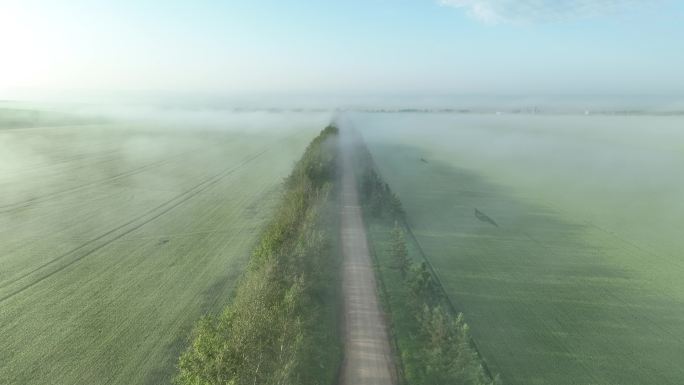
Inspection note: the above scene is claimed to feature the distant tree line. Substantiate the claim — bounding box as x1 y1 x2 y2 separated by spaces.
175 125 342 385
0 108 105 129
354 136 501 385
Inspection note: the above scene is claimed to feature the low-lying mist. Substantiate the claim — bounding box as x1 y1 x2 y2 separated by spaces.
347 112 684 261
0 105 331 225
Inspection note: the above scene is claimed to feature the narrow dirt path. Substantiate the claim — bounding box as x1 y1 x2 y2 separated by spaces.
339 131 397 385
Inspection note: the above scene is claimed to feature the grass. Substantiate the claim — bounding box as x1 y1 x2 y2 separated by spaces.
358 113 684 385
0 111 322 385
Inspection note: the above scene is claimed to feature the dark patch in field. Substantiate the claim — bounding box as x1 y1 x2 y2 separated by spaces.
142 274 239 385
142 334 187 385
198 274 238 314
474 208 499 227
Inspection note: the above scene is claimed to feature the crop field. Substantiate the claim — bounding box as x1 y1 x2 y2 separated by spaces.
0 110 324 385
355 113 684 385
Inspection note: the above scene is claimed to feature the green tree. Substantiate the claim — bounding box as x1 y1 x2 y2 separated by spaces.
408 262 440 307
414 306 496 385
390 221 410 278
389 191 404 219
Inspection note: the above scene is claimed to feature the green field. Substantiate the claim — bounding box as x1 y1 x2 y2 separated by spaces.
355 113 684 385
0 109 324 384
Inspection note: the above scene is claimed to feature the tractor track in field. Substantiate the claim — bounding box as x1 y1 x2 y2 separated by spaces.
0 134 297 304
1 149 120 176
0 141 231 213
0 158 176 213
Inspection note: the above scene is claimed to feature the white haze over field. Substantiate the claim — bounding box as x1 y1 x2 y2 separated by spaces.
0 108 331 197
351 112 684 261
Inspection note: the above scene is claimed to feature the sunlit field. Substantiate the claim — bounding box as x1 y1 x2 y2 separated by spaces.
355 113 684 385
0 108 324 385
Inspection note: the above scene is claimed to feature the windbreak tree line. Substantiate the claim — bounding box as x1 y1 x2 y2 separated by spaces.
176 125 342 385
354 136 501 385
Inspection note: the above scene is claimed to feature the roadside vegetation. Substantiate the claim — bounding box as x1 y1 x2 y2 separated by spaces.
176 125 342 385
353 134 500 385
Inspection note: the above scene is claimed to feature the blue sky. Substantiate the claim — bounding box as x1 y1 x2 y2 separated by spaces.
1 0 683 98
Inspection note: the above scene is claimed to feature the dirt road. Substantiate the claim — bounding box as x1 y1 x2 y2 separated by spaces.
339 132 397 385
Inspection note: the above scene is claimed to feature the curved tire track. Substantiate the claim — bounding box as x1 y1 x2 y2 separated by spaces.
0 145 217 213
